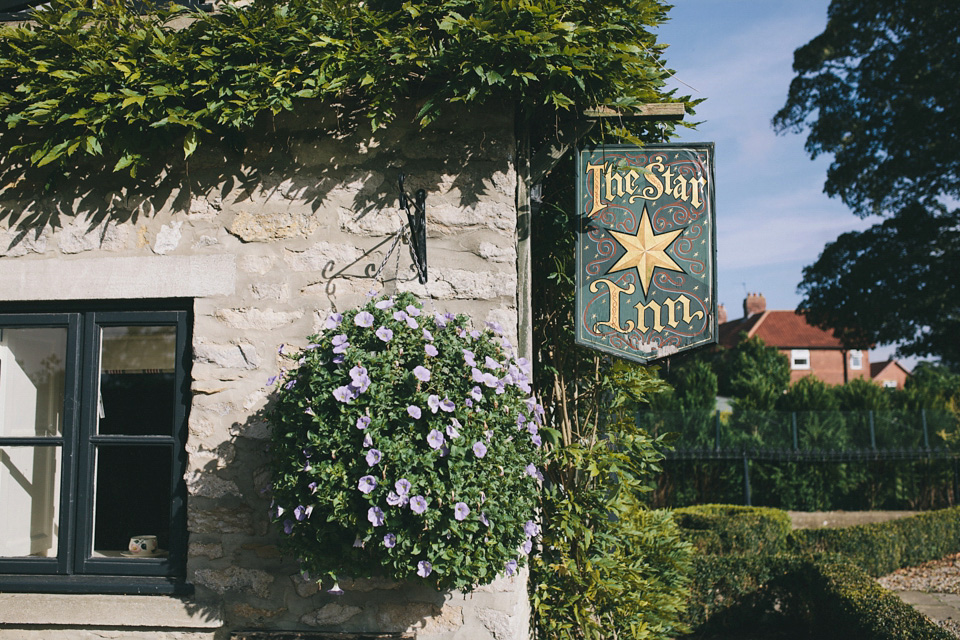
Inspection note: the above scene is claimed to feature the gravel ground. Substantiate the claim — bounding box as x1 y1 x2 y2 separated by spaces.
878 552 960 637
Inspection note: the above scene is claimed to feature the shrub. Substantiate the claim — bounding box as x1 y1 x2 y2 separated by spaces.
790 506 960 577
673 504 791 555
268 292 543 590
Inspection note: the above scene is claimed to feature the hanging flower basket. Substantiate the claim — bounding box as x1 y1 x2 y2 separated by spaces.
268 292 544 590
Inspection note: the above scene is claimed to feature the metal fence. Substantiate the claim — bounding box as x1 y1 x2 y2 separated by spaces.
638 410 960 508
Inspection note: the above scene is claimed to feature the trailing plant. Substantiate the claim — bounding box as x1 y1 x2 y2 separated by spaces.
529 131 692 639
268 292 543 590
0 0 690 179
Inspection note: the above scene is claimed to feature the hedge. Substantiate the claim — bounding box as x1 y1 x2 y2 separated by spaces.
789 506 960 577
677 505 960 638
673 504 791 555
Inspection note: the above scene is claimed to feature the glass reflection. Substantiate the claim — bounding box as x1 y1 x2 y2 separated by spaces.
0 328 67 437
0 446 61 557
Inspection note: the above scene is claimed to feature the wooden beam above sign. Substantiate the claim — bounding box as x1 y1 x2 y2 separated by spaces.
583 103 687 119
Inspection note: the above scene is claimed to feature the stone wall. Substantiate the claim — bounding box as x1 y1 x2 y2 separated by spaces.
0 103 528 639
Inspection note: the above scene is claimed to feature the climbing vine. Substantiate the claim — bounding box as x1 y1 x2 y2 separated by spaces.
0 0 689 177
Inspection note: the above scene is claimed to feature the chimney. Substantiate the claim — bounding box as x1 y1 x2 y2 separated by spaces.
743 293 766 318
717 304 728 325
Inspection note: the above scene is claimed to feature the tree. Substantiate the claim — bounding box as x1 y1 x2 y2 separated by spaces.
773 0 960 366
717 335 790 411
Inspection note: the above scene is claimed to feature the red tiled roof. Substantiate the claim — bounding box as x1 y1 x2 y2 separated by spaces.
719 310 844 349
870 360 910 378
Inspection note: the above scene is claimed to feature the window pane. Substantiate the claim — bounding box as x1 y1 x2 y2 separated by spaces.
0 327 67 437
97 326 177 436
0 446 62 557
92 445 171 557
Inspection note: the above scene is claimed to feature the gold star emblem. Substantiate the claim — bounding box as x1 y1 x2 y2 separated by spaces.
606 205 685 296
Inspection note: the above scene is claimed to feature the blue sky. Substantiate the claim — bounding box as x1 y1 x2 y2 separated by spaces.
655 2 908 365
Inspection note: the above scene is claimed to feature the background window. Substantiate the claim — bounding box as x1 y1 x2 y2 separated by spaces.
850 350 863 370
790 349 810 370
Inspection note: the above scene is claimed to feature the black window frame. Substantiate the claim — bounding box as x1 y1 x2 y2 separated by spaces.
0 299 192 594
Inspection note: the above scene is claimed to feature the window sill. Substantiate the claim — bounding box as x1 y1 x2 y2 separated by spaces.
0 591 222 629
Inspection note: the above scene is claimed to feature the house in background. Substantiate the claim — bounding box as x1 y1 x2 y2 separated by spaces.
718 293 876 386
871 359 911 390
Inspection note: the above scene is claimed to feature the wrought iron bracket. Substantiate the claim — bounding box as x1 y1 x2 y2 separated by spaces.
398 173 427 284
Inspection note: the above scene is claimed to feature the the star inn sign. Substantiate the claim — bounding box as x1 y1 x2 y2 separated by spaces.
575 144 717 363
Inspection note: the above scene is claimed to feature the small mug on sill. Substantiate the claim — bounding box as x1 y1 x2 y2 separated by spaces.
128 535 158 556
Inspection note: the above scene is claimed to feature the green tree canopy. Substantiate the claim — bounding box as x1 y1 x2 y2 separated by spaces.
717 335 790 411
773 0 960 366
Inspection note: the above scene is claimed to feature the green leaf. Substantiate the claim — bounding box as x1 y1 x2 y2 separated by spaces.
182 129 198 158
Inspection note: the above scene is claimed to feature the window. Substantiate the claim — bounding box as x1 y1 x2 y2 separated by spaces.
850 350 863 370
790 349 810 370
0 303 190 593
882 380 898 389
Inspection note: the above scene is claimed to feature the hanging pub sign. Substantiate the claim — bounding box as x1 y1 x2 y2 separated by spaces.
575 144 717 363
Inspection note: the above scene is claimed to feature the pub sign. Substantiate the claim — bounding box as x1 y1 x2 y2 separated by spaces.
575 144 717 363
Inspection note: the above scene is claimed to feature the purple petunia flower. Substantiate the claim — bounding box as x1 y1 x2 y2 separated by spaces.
413 366 431 382
427 395 441 413
357 415 371 430
368 506 385 527
366 449 382 466
465 398 473 408
355 311 374 327
333 385 355 403
446 420 461 439
524 520 539 538
384 533 396 548
332 334 349 354
267 375 279 386
527 422 539 435
406 304 421 317
470 386 483 401
305 406 316 417
505 559 518 576
425 344 438 357
309 482 319 494
363 433 373 447
463 349 477 367
294 505 307 521
473 442 488 458
439 397 455 413
454 502 470 521
525 463 539 478
423 328 434 342
327 582 345 595
531 434 542 447
471 368 484 384
353 537 364 548
376 326 393 342
386 491 408 507
427 429 445 450
517 413 526 425
486 320 504 335
395 479 411 495
405 315 419 329
479 512 490 526
407 405 422 419
470 330 481 339
434 312 448 328
484 355 501 370
283 519 294 534
417 560 432 577
410 495 428 514
376 298 395 309
521 539 533 555
358 475 377 494
482 372 499 388
324 313 343 329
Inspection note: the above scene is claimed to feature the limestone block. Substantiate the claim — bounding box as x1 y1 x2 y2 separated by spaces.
193 235 219 248
249 283 289 301
429 201 514 234
188 505 254 534
229 209 320 242
399 267 516 300
153 221 183 255
215 308 303 330
377 603 462 635
192 567 274 598
57 219 128 254
193 341 261 370
477 241 516 263
284 242 366 272
0 227 48 257
300 603 363 627
188 542 224 559
229 418 272 440
289 573 320 598
476 607 514 640
239 255 276 274
241 543 281 559
338 206 404 236
185 470 241 499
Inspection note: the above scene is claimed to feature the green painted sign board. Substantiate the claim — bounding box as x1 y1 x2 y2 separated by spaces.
575 144 717 363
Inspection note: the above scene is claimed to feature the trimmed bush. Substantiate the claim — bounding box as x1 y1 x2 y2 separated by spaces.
673 504 791 555
790 506 960 577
